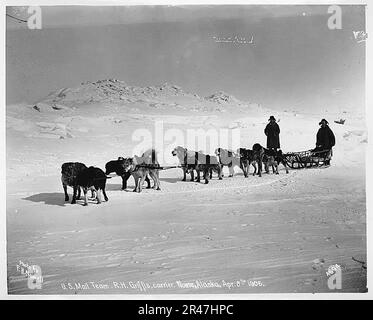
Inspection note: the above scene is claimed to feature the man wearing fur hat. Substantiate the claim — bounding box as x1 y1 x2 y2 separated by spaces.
315 119 335 165
316 119 335 150
264 115 281 151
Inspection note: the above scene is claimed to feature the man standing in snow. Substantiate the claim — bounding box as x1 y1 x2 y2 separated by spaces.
264 116 281 151
315 119 335 165
315 119 335 150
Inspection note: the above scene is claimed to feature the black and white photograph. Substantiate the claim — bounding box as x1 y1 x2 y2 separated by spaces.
3 1 370 297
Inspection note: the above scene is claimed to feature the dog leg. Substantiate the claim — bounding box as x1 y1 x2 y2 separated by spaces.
195 170 201 183
156 176 161 190
156 170 161 190
146 174 152 189
102 187 109 201
154 174 161 190
63 184 69 201
71 185 78 204
121 175 126 190
218 166 223 180
121 173 130 190
150 171 157 189
96 189 102 204
228 165 234 177
204 169 209 184
190 169 194 182
195 171 200 181
133 175 139 192
282 160 289 174
77 187 82 200
240 160 248 178
252 162 257 176
83 188 88 206
150 171 161 190
258 159 262 177
138 175 146 193
182 168 187 181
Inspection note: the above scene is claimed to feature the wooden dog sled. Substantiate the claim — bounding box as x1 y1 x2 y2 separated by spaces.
283 148 333 169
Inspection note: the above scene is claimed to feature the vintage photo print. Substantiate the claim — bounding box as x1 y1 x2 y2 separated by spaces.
2 1 370 297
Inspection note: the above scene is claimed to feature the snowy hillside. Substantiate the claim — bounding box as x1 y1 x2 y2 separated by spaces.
40 80 196 106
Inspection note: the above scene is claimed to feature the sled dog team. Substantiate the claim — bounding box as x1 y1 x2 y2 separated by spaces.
61 144 289 206
61 116 335 205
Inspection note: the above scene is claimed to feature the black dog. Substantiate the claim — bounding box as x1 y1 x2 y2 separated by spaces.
252 144 289 177
237 148 257 177
72 166 110 206
197 154 223 184
61 162 87 203
105 157 151 190
263 149 289 174
252 144 266 177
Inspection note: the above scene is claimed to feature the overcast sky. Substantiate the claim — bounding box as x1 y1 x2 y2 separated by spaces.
6 5 332 29
6 5 366 113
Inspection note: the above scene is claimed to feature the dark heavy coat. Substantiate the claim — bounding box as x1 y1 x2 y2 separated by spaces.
316 126 336 149
264 122 280 149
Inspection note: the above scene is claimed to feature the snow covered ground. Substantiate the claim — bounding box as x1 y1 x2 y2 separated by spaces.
6 80 367 294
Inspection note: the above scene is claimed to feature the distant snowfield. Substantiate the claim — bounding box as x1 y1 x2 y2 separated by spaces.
6 81 367 294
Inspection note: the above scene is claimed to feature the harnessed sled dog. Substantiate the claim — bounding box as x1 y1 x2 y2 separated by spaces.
61 162 97 204
172 146 199 182
214 148 242 177
236 148 258 177
172 146 222 184
71 167 109 206
252 143 289 177
105 157 152 190
198 153 223 184
122 149 161 193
